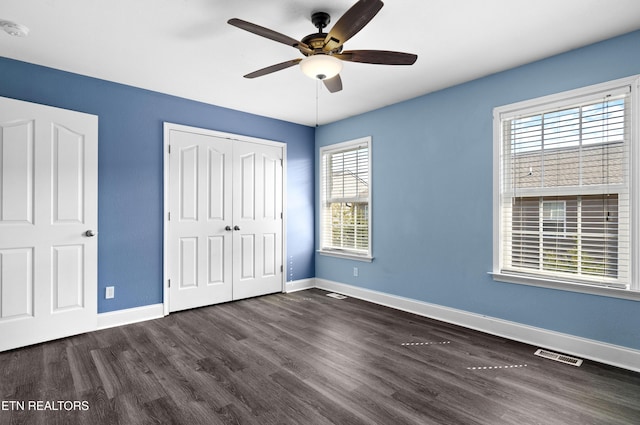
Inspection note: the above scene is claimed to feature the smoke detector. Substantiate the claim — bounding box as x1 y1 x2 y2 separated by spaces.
0 20 29 37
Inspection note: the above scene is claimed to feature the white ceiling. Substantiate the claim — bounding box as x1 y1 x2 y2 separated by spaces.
2 0 640 126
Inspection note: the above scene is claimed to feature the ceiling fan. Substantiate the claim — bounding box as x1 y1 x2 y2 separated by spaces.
228 0 418 93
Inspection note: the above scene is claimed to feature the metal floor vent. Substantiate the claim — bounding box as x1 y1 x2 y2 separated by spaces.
326 293 348 300
534 349 583 367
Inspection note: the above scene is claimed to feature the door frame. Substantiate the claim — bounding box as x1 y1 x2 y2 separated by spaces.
162 122 287 316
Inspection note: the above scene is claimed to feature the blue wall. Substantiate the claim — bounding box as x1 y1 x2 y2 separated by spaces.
0 57 315 313
315 30 640 350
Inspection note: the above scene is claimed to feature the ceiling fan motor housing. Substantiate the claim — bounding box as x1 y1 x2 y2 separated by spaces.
302 12 342 54
301 33 333 52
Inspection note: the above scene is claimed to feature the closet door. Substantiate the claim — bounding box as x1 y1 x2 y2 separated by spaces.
167 130 233 312
232 141 283 300
166 125 284 312
0 96 98 351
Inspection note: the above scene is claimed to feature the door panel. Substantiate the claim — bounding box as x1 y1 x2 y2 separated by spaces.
180 145 199 221
208 236 225 283
0 248 33 319
208 149 225 220
0 96 98 352
0 120 34 223
179 237 198 288
52 245 84 310
263 233 277 276
52 125 85 223
239 234 255 280
263 156 278 220
240 153 255 220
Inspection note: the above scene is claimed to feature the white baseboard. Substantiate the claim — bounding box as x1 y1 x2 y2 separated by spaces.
285 278 316 293
97 303 165 330
315 278 640 373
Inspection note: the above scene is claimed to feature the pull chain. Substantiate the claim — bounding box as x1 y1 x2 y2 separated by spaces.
315 79 320 127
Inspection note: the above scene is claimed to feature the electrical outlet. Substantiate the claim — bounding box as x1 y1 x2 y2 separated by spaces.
353 267 359 277
105 286 115 299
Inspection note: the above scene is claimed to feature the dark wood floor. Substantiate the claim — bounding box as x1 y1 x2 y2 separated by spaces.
1 289 639 425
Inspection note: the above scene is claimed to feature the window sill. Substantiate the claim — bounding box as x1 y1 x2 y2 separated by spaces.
489 272 640 302
318 250 373 262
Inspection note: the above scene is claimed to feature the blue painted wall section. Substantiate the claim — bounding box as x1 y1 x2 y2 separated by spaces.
0 57 316 313
315 30 640 350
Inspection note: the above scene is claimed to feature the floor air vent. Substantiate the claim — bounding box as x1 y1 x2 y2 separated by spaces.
534 349 583 367
326 293 348 300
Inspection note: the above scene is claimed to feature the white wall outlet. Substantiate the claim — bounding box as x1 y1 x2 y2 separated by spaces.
353 267 359 277
105 286 115 299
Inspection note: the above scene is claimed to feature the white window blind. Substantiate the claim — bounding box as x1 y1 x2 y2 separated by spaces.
499 86 631 289
320 138 371 258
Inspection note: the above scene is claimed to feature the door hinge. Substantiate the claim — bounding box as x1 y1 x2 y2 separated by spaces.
280 212 283 219
168 145 171 154
281 265 283 273
168 279 171 288
280 159 283 167
168 212 171 221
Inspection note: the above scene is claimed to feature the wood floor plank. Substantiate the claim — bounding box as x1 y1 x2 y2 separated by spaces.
269 369 365 425
81 386 119 425
1 288 639 425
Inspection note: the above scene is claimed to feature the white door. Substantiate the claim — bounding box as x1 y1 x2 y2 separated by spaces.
0 96 98 351
167 129 234 311
166 125 284 312
232 141 283 300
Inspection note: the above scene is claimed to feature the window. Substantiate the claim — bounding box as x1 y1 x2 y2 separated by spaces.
319 137 372 261
493 76 640 297
542 200 566 234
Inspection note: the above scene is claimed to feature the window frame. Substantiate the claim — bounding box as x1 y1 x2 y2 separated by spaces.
319 137 373 262
542 200 567 236
492 76 640 301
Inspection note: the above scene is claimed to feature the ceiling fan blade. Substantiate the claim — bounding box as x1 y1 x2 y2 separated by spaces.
243 59 302 79
323 0 384 52
323 74 343 93
228 18 312 54
336 50 417 65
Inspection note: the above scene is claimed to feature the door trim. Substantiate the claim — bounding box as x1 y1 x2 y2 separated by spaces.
162 122 287 316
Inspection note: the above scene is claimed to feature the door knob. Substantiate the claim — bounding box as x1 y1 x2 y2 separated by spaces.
233 225 241 231
225 225 232 231
85 230 96 237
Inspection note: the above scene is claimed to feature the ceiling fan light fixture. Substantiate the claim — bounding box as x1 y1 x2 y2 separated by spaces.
300 54 342 80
